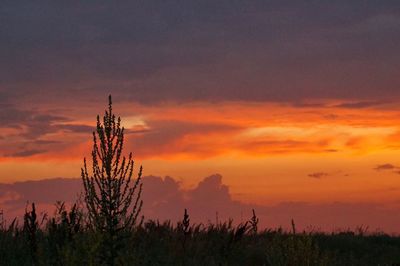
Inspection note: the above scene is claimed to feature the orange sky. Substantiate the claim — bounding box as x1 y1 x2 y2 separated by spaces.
1 100 400 208
2 1 400 232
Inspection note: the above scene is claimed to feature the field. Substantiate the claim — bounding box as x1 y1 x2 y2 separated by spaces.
1 205 400 266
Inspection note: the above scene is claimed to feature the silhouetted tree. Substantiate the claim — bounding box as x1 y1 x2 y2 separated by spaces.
81 95 143 264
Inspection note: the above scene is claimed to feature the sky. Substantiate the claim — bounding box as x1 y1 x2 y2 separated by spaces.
1 1 400 232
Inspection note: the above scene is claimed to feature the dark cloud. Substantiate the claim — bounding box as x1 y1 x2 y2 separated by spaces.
1 1 400 105
2 174 400 233
0 105 68 137
308 172 329 179
0 105 243 158
0 105 97 157
140 175 185 220
324 149 339 153
187 174 242 221
332 101 387 109
0 178 82 207
373 164 400 176
1 139 62 158
374 164 399 171
6 149 45 157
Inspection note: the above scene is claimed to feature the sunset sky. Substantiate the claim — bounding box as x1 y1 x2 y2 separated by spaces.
1 1 400 232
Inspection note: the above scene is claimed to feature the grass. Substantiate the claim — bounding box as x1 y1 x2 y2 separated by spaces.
0 205 399 266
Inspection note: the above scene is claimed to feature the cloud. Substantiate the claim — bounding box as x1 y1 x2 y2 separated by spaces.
6 149 45 158
374 164 399 171
1 100 399 161
332 101 386 109
141 175 185 220
324 149 338 153
0 105 67 138
1 1 400 105
0 105 95 158
1 2 400 162
308 172 329 179
373 164 400 176
1 139 63 159
0 178 82 207
1 174 400 233
57 124 94 134
125 120 242 158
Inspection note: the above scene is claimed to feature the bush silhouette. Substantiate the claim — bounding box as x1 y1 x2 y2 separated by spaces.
81 95 143 265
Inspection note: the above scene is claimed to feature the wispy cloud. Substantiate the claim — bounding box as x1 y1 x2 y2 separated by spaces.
2 102 400 160
332 101 387 109
6 149 45 158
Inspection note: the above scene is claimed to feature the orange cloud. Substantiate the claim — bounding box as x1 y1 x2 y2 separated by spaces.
1 100 400 210
1 101 400 161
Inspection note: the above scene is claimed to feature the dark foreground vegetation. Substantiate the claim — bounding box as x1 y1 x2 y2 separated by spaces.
1 205 400 266
2 96 399 265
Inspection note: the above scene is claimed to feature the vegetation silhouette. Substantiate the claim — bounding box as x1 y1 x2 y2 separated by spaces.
81 95 143 265
1 96 400 265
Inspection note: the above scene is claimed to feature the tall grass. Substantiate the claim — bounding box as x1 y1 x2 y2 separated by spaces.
1 206 399 265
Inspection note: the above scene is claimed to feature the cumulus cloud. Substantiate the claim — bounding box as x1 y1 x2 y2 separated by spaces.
1 174 400 233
